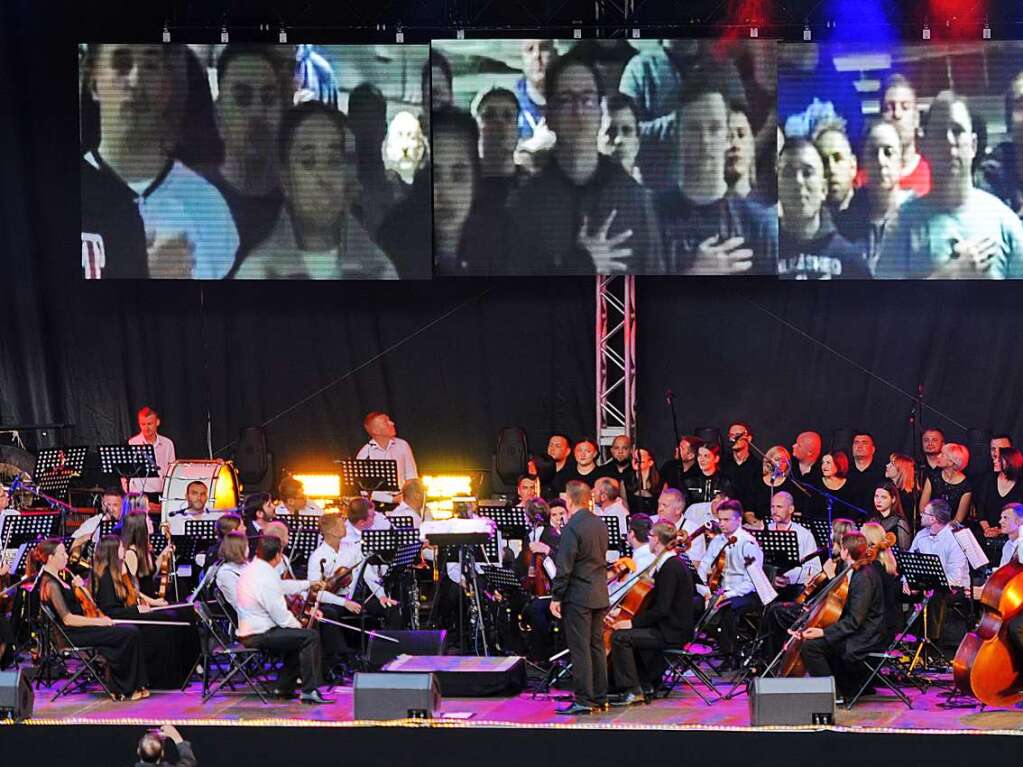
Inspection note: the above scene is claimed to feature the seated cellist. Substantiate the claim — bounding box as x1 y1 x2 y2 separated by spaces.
1003 503 1023 662
789 531 886 702
607 522 695 707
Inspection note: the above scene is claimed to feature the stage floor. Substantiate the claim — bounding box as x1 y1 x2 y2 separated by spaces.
20 673 1023 734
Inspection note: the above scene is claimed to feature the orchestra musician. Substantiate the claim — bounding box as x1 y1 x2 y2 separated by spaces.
336 499 400 626
71 486 125 555
550 480 610 715
34 537 149 700
242 492 275 539
909 499 970 647
166 480 223 536
355 411 419 505
996 502 1023 566
121 511 174 597
275 477 324 518
767 491 822 601
608 521 696 706
697 499 765 670
790 531 886 701
214 530 249 615
594 477 629 561
388 478 426 528
235 534 333 704
127 406 176 498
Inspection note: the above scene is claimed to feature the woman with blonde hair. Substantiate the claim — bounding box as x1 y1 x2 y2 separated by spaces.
860 521 902 644
919 443 973 524
884 453 918 527
747 445 801 524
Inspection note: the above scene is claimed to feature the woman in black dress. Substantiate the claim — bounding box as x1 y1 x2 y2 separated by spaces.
626 447 664 516
884 453 918 530
973 448 1023 562
867 480 913 551
919 443 973 525
121 511 172 597
35 537 147 700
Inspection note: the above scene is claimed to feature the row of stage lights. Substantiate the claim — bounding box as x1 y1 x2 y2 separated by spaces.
158 22 996 44
289 472 474 519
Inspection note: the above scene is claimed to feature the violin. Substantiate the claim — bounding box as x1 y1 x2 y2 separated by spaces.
953 560 1023 707
60 568 104 619
706 535 739 594
122 571 139 607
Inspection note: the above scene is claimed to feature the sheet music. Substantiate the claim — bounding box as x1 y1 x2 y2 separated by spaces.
747 559 779 606
953 526 990 570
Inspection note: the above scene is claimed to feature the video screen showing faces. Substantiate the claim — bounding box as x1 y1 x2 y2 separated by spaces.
778 42 1023 280
429 39 778 276
79 43 431 280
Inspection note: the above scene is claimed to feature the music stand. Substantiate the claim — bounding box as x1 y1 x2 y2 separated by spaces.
99 519 121 539
387 515 415 530
184 520 219 541
894 549 951 672
362 530 397 559
1 512 60 546
479 564 525 600
600 516 622 552
338 459 399 496
477 504 527 540
751 530 801 571
98 445 159 489
289 529 322 575
33 447 89 498
806 519 833 554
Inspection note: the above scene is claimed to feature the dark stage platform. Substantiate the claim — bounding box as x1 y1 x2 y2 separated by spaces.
2 675 1022 767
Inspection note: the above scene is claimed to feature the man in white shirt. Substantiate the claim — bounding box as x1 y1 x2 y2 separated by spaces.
910 499 971 647
998 503 1023 567
388 478 426 529
70 487 125 556
652 487 685 531
274 477 324 518
609 515 655 603
340 499 400 628
307 514 368 665
594 476 629 562
355 411 418 505
767 491 822 601
127 406 176 496
235 534 331 703
698 499 765 668
166 480 223 536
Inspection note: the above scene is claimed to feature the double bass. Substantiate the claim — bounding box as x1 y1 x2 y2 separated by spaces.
953 560 1023 707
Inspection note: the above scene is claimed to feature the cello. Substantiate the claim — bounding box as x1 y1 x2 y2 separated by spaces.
952 560 1023 707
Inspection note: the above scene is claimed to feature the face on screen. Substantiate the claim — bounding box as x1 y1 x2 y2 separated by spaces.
815 129 857 206
778 144 826 223
91 44 172 141
921 97 976 190
282 113 347 229
599 104 640 174
521 39 557 90
725 109 755 182
881 84 919 151
547 63 602 157
862 122 902 191
432 131 475 239
476 94 519 162
216 53 282 162
679 92 728 183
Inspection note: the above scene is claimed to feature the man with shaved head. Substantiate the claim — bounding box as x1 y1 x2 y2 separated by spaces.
768 491 822 601
791 430 822 519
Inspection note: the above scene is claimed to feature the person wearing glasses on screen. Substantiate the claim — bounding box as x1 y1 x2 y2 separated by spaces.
234 101 398 280
876 91 1023 280
81 44 239 280
656 76 777 276
205 44 290 256
507 55 663 275
776 138 869 280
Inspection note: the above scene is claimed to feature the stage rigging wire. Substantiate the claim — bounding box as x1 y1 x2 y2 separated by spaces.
212 287 493 455
742 296 968 431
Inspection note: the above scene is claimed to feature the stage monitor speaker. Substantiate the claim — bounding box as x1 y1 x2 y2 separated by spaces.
495 426 528 487
368 629 448 669
235 427 269 485
750 676 835 726
694 427 721 447
354 672 440 720
0 669 34 721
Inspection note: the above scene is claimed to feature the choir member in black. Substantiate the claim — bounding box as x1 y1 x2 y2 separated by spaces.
722 423 761 513
92 536 198 689
920 428 945 489
567 439 602 487
122 511 174 597
597 434 636 487
542 434 576 498
806 451 859 521
684 443 726 505
885 453 919 529
550 481 610 715
793 531 886 700
659 436 702 492
867 481 913 551
242 492 275 539
790 431 823 520
608 522 695 706
35 538 148 700
919 443 973 524
975 447 1023 561
846 433 886 514
625 447 664 516
746 446 800 525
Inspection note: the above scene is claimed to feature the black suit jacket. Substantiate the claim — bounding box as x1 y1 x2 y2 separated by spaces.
823 562 886 661
632 555 695 646
552 510 610 609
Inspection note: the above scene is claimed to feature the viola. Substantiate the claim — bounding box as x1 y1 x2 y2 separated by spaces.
121 571 139 607
953 560 1023 707
61 569 104 619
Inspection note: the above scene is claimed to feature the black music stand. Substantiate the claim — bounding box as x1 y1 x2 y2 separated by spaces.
806 519 833 554
894 550 951 673
338 459 399 497
288 529 322 576
1 512 60 547
600 516 622 553
98 444 159 491
386 515 415 530
477 504 527 540
361 530 398 559
184 519 219 541
99 519 121 539
751 529 801 577
33 447 89 499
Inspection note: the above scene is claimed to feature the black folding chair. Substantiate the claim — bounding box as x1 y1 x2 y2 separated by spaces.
38 605 115 701
191 598 270 703
660 642 721 704
844 606 924 710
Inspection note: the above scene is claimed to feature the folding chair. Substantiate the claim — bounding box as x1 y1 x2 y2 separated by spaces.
660 642 721 704
39 605 115 701
191 598 270 703
844 606 925 710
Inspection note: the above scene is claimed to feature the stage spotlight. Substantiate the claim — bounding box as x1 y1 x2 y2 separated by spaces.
279 26 288 44
922 23 931 40
631 28 640 39
982 23 991 39
573 28 582 39
396 29 404 43
422 474 474 499
162 23 171 43
456 29 465 40
803 25 812 41
749 26 759 38
221 25 229 44
292 473 341 501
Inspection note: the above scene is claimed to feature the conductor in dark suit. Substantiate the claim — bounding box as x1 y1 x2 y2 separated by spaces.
793 531 885 700
608 522 695 706
550 480 610 714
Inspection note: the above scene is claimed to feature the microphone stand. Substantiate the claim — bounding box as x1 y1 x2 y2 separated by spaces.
14 481 75 538
665 390 681 460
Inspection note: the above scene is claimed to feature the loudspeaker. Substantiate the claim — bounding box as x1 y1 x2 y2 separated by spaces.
830 428 855 455
354 672 440 720
0 669 34 721
750 677 835 726
235 427 269 485
367 629 448 669
494 427 528 487
694 426 721 447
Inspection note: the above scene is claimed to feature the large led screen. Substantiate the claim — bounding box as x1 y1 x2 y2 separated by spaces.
778 42 1023 280
79 43 432 280
429 39 779 276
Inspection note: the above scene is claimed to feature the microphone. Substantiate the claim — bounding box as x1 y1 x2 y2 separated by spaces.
8 477 22 494
167 507 191 517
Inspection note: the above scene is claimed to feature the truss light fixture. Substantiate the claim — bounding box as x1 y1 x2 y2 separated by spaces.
803 25 811 41
922 23 930 40
749 26 759 39
221 25 229 44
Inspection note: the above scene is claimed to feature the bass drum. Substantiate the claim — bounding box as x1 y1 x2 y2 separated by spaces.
160 460 239 522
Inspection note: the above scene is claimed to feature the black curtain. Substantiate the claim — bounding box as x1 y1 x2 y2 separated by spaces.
2 3 1022 480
